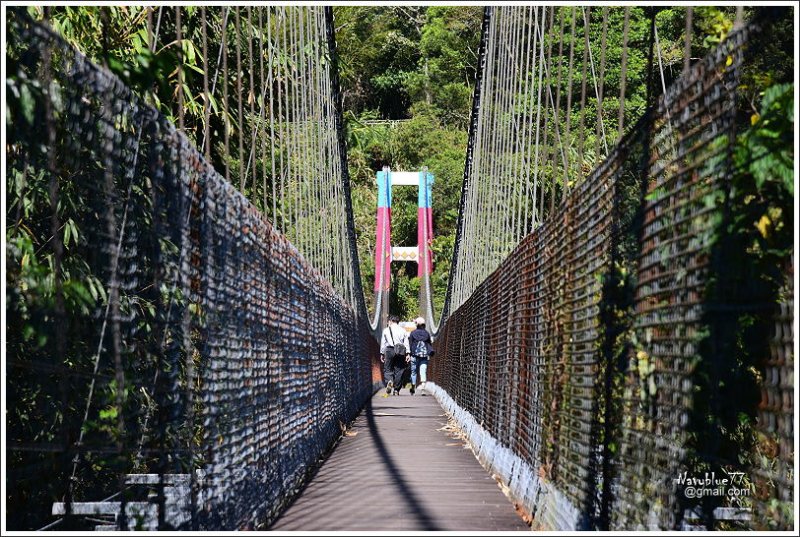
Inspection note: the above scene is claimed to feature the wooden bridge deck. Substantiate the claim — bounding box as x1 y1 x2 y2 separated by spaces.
271 390 529 531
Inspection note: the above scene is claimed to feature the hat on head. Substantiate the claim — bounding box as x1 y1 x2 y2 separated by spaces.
414 317 425 326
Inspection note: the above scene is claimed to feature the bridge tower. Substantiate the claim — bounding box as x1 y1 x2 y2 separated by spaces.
374 166 434 328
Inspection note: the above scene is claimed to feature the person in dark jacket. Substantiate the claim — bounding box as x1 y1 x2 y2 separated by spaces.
407 317 434 395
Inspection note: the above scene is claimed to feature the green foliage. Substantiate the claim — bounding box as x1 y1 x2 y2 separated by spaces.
334 6 480 123
727 81 794 279
738 84 794 197
336 6 695 320
693 6 735 48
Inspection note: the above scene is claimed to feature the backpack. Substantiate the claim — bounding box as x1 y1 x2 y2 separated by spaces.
386 327 406 360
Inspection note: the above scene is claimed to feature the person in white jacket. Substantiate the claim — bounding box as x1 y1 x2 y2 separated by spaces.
380 315 410 396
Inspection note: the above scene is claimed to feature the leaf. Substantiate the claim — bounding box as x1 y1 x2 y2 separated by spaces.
755 214 771 239
63 218 79 248
64 280 94 310
207 92 220 115
23 324 35 341
19 83 36 125
182 38 197 65
86 275 107 303
185 63 205 75
648 377 657 397
99 406 118 421
645 186 667 202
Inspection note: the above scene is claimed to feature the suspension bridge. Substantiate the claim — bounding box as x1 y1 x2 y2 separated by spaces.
4 5 795 532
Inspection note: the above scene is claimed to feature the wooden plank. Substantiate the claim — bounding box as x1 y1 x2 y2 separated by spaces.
124 473 192 485
53 498 190 529
52 502 152 517
270 392 529 531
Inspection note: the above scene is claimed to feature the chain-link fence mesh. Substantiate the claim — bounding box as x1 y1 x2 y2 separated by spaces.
6 10 379 530
612 24 747 531
751 273 794 529
431 19 794 531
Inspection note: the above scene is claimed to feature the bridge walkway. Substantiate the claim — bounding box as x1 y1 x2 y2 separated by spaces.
271 390 529 531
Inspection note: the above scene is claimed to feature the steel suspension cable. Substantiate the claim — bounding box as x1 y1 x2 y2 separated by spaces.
502 9 523 249
618 7 631 140
198 8 229 156
484 7 508 281
268 9 278 225
562 8 577 201
492 10 520 259
654 24 668 99
537 11 577 213
234 8 244 188
479 8 504 272
222 13 230 182
518 8 538 240
246 8 256 195
176 7 184 132
290 8 301 242
577 7 590 178
291 8 305 252
239 11 272 211
151 6 163 52
305 8 320 278
306 8 322 276
538 7 554 226
595 7 609 163
473 7 500 288
550 8 566 214
457 8 496 306
530 7 546 231
684 7 693 74
278 8 289 233
289 9 301 249
527 9 573 219
201 8 211 160
258 9 267 213
511 9 532 246
442 6 490 319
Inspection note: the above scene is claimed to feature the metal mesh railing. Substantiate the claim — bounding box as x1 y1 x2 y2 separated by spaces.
430 116 632 531
751 270 794 529
431 20 794 531
612 24 747 530
6 10 379 530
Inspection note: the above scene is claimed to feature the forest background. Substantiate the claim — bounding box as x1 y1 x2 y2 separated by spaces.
8 4 789 326
333 5 754 319
5 4 795 530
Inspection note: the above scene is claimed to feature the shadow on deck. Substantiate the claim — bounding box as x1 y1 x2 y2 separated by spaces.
270 390 530 531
